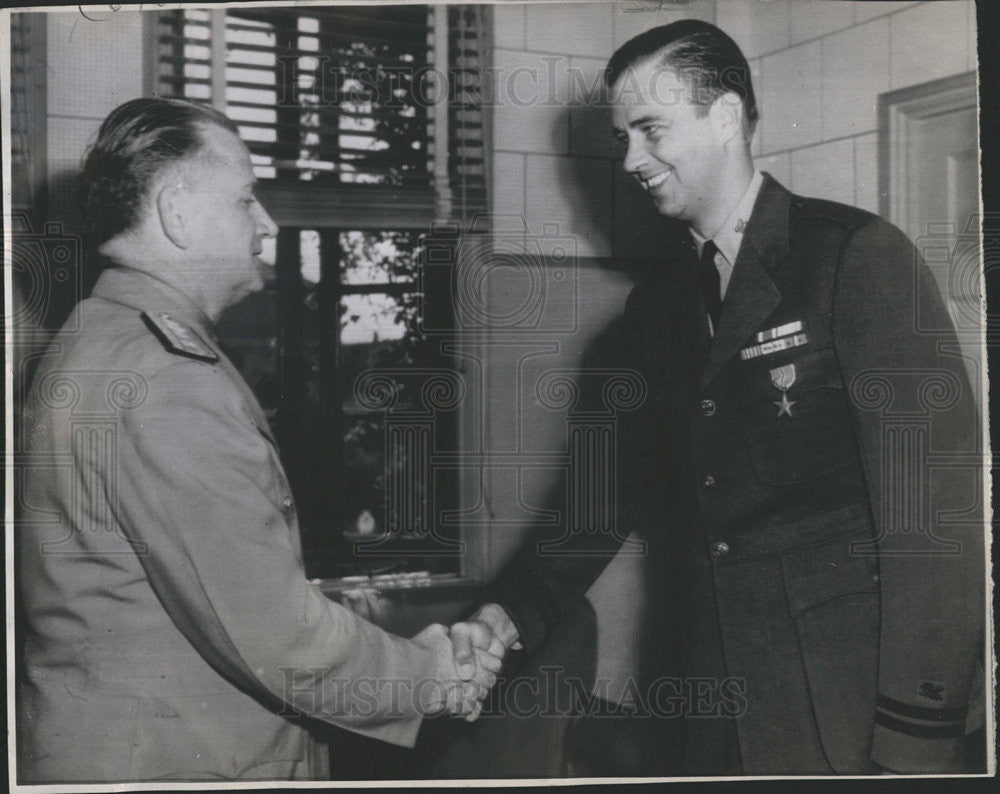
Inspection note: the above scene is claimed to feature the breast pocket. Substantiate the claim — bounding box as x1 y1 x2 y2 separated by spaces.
739 347 861 486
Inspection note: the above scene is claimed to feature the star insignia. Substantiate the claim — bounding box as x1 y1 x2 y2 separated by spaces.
774 393 796 418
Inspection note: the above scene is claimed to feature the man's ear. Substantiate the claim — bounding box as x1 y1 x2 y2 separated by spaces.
156 184 192 249
710 90 744 145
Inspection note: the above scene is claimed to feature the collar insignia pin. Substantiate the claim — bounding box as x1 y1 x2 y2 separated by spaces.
734 218 747 233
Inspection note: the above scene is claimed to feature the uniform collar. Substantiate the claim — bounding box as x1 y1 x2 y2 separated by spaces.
90 266 216 338
689 170 765 267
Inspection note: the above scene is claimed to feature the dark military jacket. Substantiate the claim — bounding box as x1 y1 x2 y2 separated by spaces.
493 175 984 775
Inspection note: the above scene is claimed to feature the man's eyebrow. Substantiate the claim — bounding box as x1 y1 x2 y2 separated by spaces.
628 115 664 129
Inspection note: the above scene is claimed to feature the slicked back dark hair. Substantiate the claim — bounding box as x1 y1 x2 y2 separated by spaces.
79 97 239 245
605 20 758 141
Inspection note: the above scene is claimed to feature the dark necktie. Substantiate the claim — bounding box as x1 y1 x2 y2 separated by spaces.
699 240 722 331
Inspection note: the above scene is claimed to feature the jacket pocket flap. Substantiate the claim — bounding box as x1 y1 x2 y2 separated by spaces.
780 528 879 616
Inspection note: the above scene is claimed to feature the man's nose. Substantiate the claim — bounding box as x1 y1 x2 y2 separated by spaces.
254 203 278 238
622 139 645 175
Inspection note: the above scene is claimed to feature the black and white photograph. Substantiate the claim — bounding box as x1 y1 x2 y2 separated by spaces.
3 0 994 786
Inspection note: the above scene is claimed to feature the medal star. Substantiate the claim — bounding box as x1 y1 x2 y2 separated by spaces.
774 393 796 418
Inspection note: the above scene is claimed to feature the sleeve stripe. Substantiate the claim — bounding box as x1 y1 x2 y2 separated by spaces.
875 711 966 739
876 694 966 723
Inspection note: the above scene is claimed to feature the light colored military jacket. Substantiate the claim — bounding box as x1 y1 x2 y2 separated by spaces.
18 266 437 782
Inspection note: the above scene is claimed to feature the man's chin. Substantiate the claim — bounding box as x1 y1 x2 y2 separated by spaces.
224 272 268 310
652 197 682 218
254 256 276 286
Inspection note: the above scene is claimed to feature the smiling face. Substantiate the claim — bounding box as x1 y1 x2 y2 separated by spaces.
180 123 278 311
611 60 731 233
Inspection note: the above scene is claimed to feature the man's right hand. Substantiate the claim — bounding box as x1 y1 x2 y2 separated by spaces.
449 603 523 685
411 623 501 721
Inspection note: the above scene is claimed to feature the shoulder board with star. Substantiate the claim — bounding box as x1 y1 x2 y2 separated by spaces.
141 311 219 363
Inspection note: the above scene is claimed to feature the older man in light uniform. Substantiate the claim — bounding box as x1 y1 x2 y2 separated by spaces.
17 98 501 782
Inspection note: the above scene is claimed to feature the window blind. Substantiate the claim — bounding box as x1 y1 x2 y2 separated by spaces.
150 5 488 229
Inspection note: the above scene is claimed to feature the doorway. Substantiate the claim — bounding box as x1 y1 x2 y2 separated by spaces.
879 71 981 392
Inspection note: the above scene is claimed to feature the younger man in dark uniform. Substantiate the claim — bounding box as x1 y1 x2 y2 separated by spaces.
462 20 985 775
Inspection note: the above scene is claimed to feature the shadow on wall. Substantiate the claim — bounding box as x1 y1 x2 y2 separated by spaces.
11 167 104 410
459 95 692 776
557 82 688 268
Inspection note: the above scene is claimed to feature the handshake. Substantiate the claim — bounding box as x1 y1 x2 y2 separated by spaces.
343 592 522 722
413 603 524 721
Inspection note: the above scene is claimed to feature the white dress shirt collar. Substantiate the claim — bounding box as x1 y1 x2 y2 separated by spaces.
690 170 765 299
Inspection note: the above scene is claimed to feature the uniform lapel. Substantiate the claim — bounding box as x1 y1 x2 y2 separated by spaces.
699 175 790 390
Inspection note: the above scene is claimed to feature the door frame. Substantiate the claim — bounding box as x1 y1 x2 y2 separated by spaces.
878 70 978 230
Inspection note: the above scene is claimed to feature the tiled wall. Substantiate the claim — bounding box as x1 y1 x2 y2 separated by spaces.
741 0 976 213
491 0 978 258
44 10 145 233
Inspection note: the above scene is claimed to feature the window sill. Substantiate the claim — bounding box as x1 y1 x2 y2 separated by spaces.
315 573 485 600
314 575 488 636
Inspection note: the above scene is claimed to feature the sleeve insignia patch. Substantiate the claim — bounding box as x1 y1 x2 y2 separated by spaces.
918 682 945 701
142 312 219 363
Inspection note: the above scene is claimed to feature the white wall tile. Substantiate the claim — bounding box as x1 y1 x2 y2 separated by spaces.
587 538 648 701
526 1 614 58
890 1 969 89
613 0 716 49
716 0 791 59
492 2 526 50
967 0 978 72
492 152 526 221
755 151 792 187
791 0 854 44
821 18 889 139
492 49 571 155
46 114 101 175
854 132 880 214
790 138 855 204
526 154 613 258
760 41 823 153
853 1 916 24
47 10 144 120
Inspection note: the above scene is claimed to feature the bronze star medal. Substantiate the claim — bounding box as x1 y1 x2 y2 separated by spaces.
770 364 797 418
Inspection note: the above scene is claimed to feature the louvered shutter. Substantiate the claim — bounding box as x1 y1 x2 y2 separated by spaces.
148 5 488 229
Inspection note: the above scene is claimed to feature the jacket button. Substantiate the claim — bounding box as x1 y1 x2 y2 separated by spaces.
700 399 716 416
281 496 294 511
710 541 730 559
702 474 717 488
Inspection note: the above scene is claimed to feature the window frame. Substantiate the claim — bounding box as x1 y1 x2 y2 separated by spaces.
140 5 492 584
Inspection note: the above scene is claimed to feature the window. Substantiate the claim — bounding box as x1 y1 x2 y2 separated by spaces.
149 5 488 578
